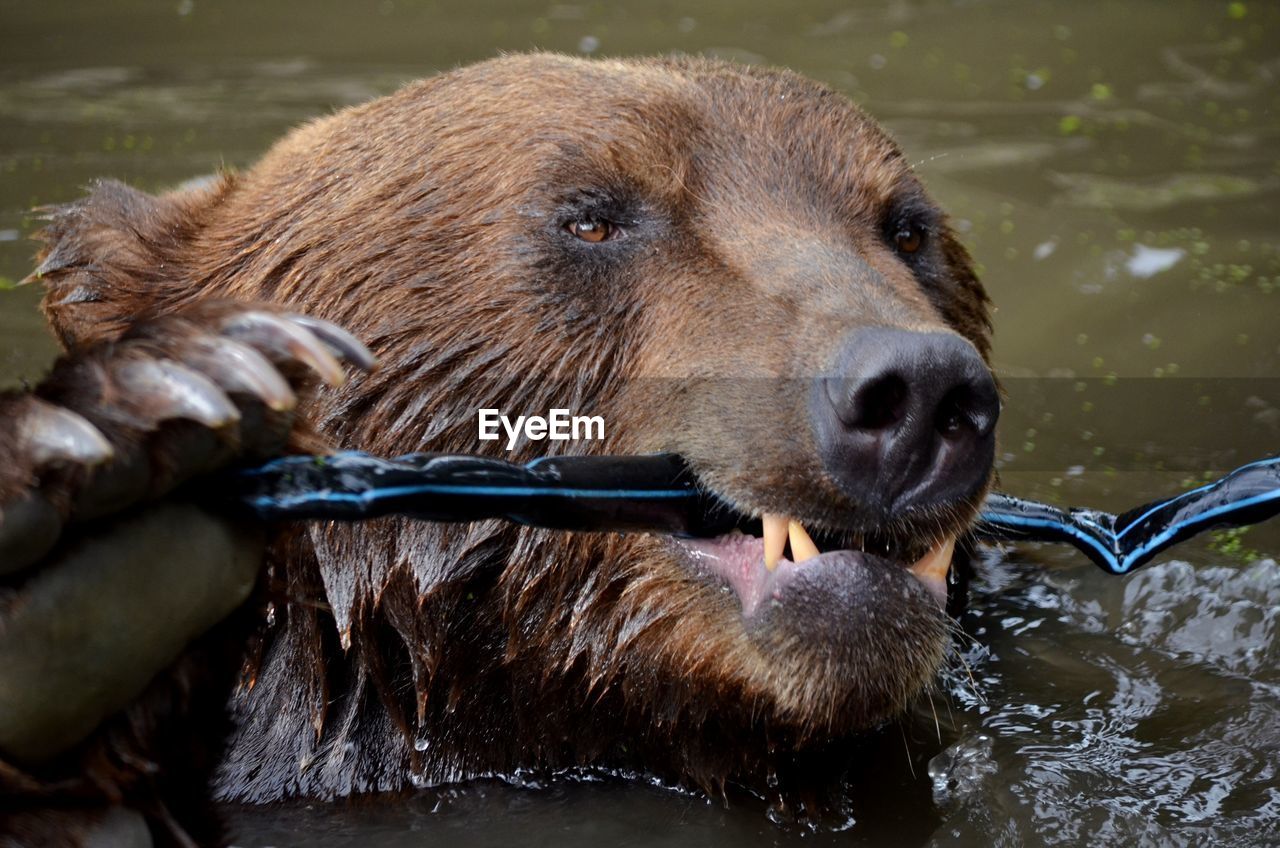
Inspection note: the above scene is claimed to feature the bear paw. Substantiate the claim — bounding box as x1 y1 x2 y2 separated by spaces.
0 301 375 574
0 302 373 767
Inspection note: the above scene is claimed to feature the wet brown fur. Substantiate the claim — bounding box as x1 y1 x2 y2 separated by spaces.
29 55 993 803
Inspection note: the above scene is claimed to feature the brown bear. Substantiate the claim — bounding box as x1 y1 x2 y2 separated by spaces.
9 52 997 822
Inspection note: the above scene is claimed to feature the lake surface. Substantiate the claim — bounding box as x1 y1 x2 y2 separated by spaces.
2 1 1277 845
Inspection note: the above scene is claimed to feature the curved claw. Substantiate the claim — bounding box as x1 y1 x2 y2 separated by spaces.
0 303 374 575
285 314 378 373
219 311 348 388
0 301 379 784
180 336 298 414
16 398 114 470
109 358 241 430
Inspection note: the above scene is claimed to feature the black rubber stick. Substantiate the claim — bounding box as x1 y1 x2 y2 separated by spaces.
224 451 1280 576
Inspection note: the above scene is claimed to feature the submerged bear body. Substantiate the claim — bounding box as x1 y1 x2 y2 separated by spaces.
23 54 995 807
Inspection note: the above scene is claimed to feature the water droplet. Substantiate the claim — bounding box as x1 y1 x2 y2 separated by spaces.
929 734 996 807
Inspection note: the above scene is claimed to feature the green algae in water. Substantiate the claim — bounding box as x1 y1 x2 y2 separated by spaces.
1208 526 1260 564
1049 172 1261 211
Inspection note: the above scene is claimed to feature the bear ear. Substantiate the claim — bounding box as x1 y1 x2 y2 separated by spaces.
26 176 229 350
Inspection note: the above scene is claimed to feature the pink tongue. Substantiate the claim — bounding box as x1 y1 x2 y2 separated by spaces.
677 535 796 617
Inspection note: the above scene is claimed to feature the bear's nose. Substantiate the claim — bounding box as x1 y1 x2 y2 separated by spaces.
809 327 999 515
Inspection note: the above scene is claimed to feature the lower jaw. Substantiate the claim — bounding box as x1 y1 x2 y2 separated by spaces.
676 543 955 738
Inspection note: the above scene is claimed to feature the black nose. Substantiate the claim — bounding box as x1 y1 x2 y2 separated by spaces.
810 327 999 514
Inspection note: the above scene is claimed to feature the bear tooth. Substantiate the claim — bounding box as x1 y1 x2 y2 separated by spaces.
788 520 820 563
762 514 788 570
908 536 955 605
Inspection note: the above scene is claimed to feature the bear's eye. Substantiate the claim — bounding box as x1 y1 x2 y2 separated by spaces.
894 226 925 255
565 218 622 243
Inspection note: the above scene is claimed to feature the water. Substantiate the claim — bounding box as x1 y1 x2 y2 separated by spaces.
1 1 1277 844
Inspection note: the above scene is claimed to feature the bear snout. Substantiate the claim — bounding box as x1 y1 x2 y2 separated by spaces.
809 327 999 518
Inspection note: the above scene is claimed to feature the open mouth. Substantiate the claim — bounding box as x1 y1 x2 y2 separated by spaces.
672 514 956 617
231 448 966 618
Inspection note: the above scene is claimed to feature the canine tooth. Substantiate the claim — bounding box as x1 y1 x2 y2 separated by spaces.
910 537 955 581
762 513 788 571
788 520 820 563
909 536 956 606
